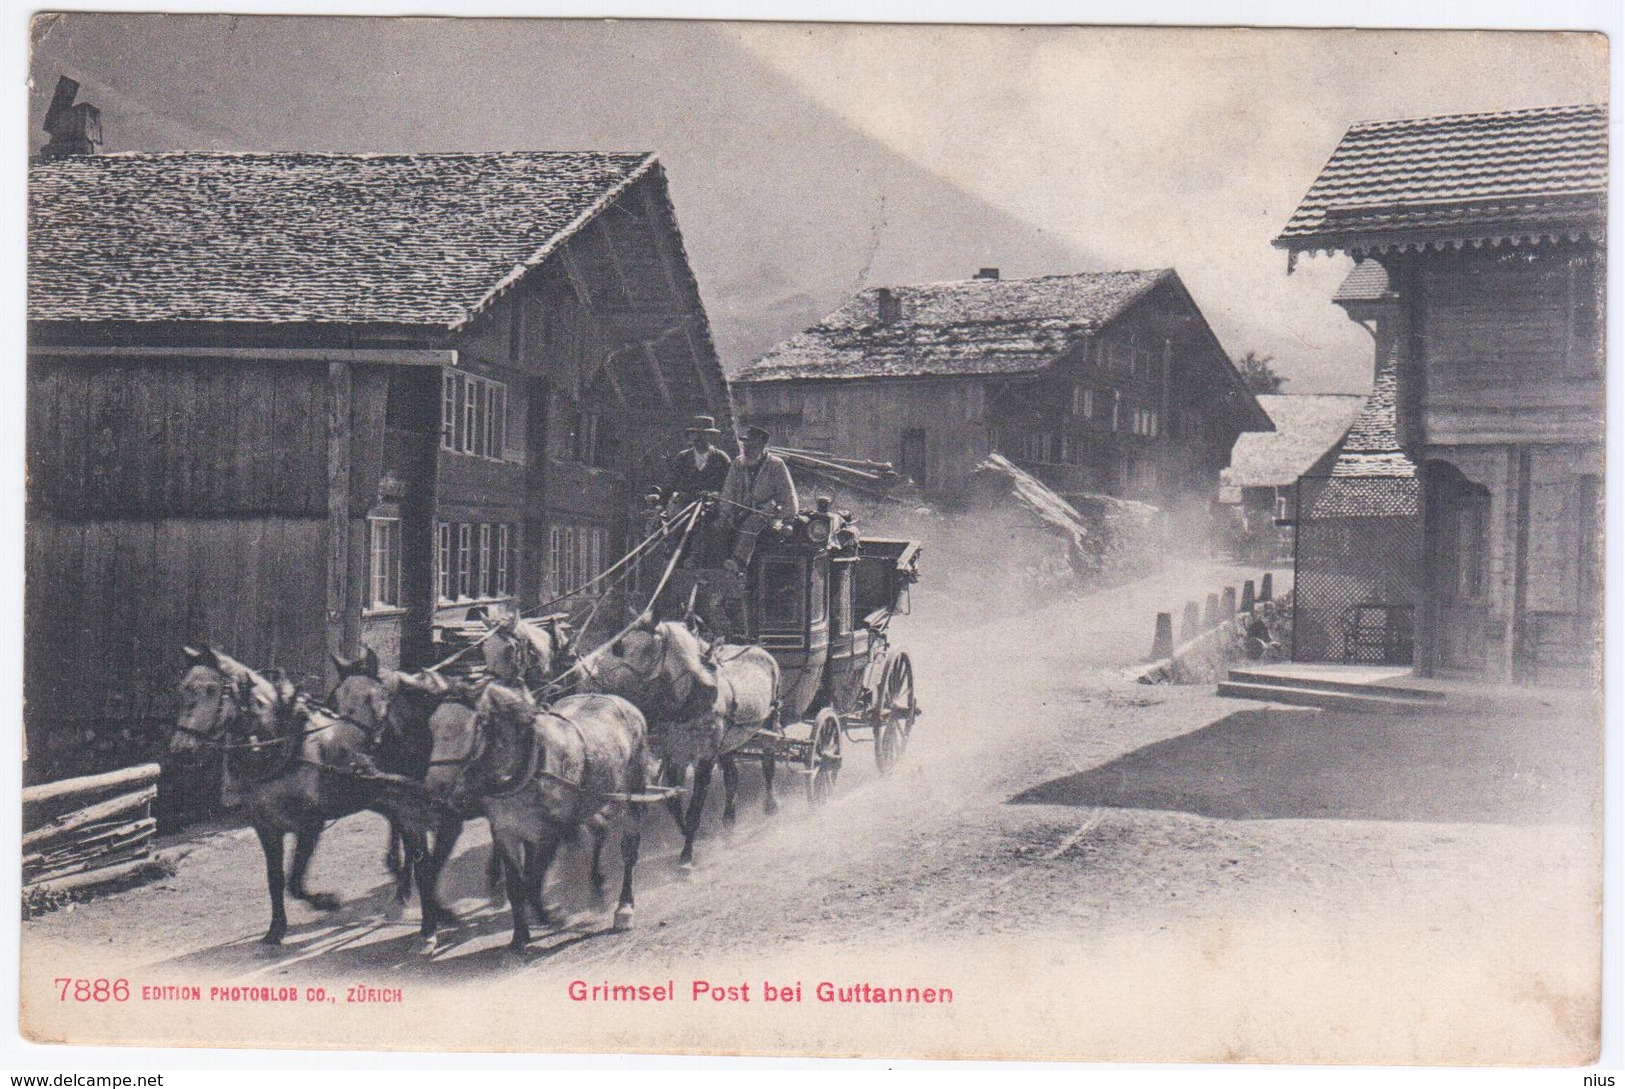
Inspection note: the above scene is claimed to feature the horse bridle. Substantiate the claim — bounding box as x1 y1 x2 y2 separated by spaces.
173 670 259 745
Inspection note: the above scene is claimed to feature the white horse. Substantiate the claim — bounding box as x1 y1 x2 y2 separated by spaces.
581 619 780 872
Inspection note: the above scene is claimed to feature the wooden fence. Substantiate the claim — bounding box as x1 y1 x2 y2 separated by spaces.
23 763 162 894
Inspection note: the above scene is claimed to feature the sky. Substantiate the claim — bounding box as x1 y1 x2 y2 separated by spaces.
26 14 1609 393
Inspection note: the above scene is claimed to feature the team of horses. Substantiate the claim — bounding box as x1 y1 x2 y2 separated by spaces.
167 611 782 953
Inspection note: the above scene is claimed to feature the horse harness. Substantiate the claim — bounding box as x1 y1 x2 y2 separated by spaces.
183 670 404 785
436 698 614 826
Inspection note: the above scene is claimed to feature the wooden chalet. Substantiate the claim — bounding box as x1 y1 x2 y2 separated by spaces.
732 268 1271 517
1218 392 1365 560
1277 104 1605 683
27 148 729 786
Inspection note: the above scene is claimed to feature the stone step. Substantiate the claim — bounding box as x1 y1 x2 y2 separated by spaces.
1216 681 1431 713
1225 669 1445 703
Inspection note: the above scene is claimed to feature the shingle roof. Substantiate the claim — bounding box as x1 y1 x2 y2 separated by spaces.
1277 104 1607 254
1300 352 1420 519
29 151 656 325
734 270 1172 382
1332 260 1393 304
1222 394 1365 488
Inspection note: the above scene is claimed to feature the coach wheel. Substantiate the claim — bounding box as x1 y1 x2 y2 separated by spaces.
889 653 917 749
806 709 842 807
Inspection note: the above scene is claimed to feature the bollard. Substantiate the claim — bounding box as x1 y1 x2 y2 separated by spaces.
1241 580 1256 613
1204 593 1220 627
1260 572 1273 602
1151 612 1174 660
1181 600 1200 641
1221 586 1237 616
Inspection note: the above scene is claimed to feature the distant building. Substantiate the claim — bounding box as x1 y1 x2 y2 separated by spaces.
732 268 1271 516
1277 104 1605 683
27 147 728 788
1218 393 1365 557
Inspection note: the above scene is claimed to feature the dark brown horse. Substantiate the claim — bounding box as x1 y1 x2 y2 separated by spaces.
424 684 651 950
169 646 448 946
327 651 470 926
580 620 780 872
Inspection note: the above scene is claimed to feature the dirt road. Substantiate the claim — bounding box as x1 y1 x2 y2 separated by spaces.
21 562 1600 1063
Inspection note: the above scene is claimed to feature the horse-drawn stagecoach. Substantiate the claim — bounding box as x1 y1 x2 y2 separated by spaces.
675 500 923 803
164 494 922 950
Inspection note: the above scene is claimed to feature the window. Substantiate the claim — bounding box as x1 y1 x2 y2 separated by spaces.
437 523 452 602
1132 409 1160 437
456 524 472 599
566 410 618 468
440 370 508 459
478 523 493 598
1072 385 1094 418
437 521 518 604
496 525 511 598
548 523 608 598
368 516 401 611
1018 431 1054 463
758 558 804 630
1111 390 1122 432
831 564 854 637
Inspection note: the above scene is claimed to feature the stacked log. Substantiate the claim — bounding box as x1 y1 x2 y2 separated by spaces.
23 763 162 894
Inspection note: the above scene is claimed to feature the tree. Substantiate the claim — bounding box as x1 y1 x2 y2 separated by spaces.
1234 350 1287 394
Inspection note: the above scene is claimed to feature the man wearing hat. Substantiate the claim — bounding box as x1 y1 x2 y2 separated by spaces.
664 415 732 505
720 424 799 571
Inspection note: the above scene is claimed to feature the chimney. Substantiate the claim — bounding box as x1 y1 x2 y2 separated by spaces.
41 75 102 159
974 267 1000 281
876 287 901 324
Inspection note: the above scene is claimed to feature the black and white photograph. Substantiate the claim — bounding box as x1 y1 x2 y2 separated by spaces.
13 8 1614 1066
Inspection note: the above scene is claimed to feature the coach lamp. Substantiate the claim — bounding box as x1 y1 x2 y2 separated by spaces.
797 496 848 550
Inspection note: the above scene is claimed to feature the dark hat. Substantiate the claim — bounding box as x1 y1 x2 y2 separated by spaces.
739 425 771 445
684 415 723 436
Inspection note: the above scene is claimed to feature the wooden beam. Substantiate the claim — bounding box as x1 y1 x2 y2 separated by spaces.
560 243 600 318
641 340 676 409
636 178 691 309
682 326 724 417
326 360 353 683
30 346 458 366
590 214 639 311
22 764 161 811
597 348 630 409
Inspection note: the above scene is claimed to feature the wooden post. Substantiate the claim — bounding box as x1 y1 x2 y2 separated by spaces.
1241 580 1256 613
1221 586 1237 616
1150 612 1174 660
326 360 353 690
1181 601 1199 641
1510 445 1532 683
1260 572 1273 601
1204 593 1220 627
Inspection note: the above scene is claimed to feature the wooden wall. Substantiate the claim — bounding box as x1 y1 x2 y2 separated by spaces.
1415 244 1604 446
27 357 328 518
735 377 990 499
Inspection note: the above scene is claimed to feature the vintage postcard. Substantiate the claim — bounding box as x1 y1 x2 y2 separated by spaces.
16 12 1610 1064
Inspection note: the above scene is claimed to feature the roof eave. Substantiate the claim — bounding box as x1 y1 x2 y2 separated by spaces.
733 363 1051 384
1274 218 1605 260
448 152 661 331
